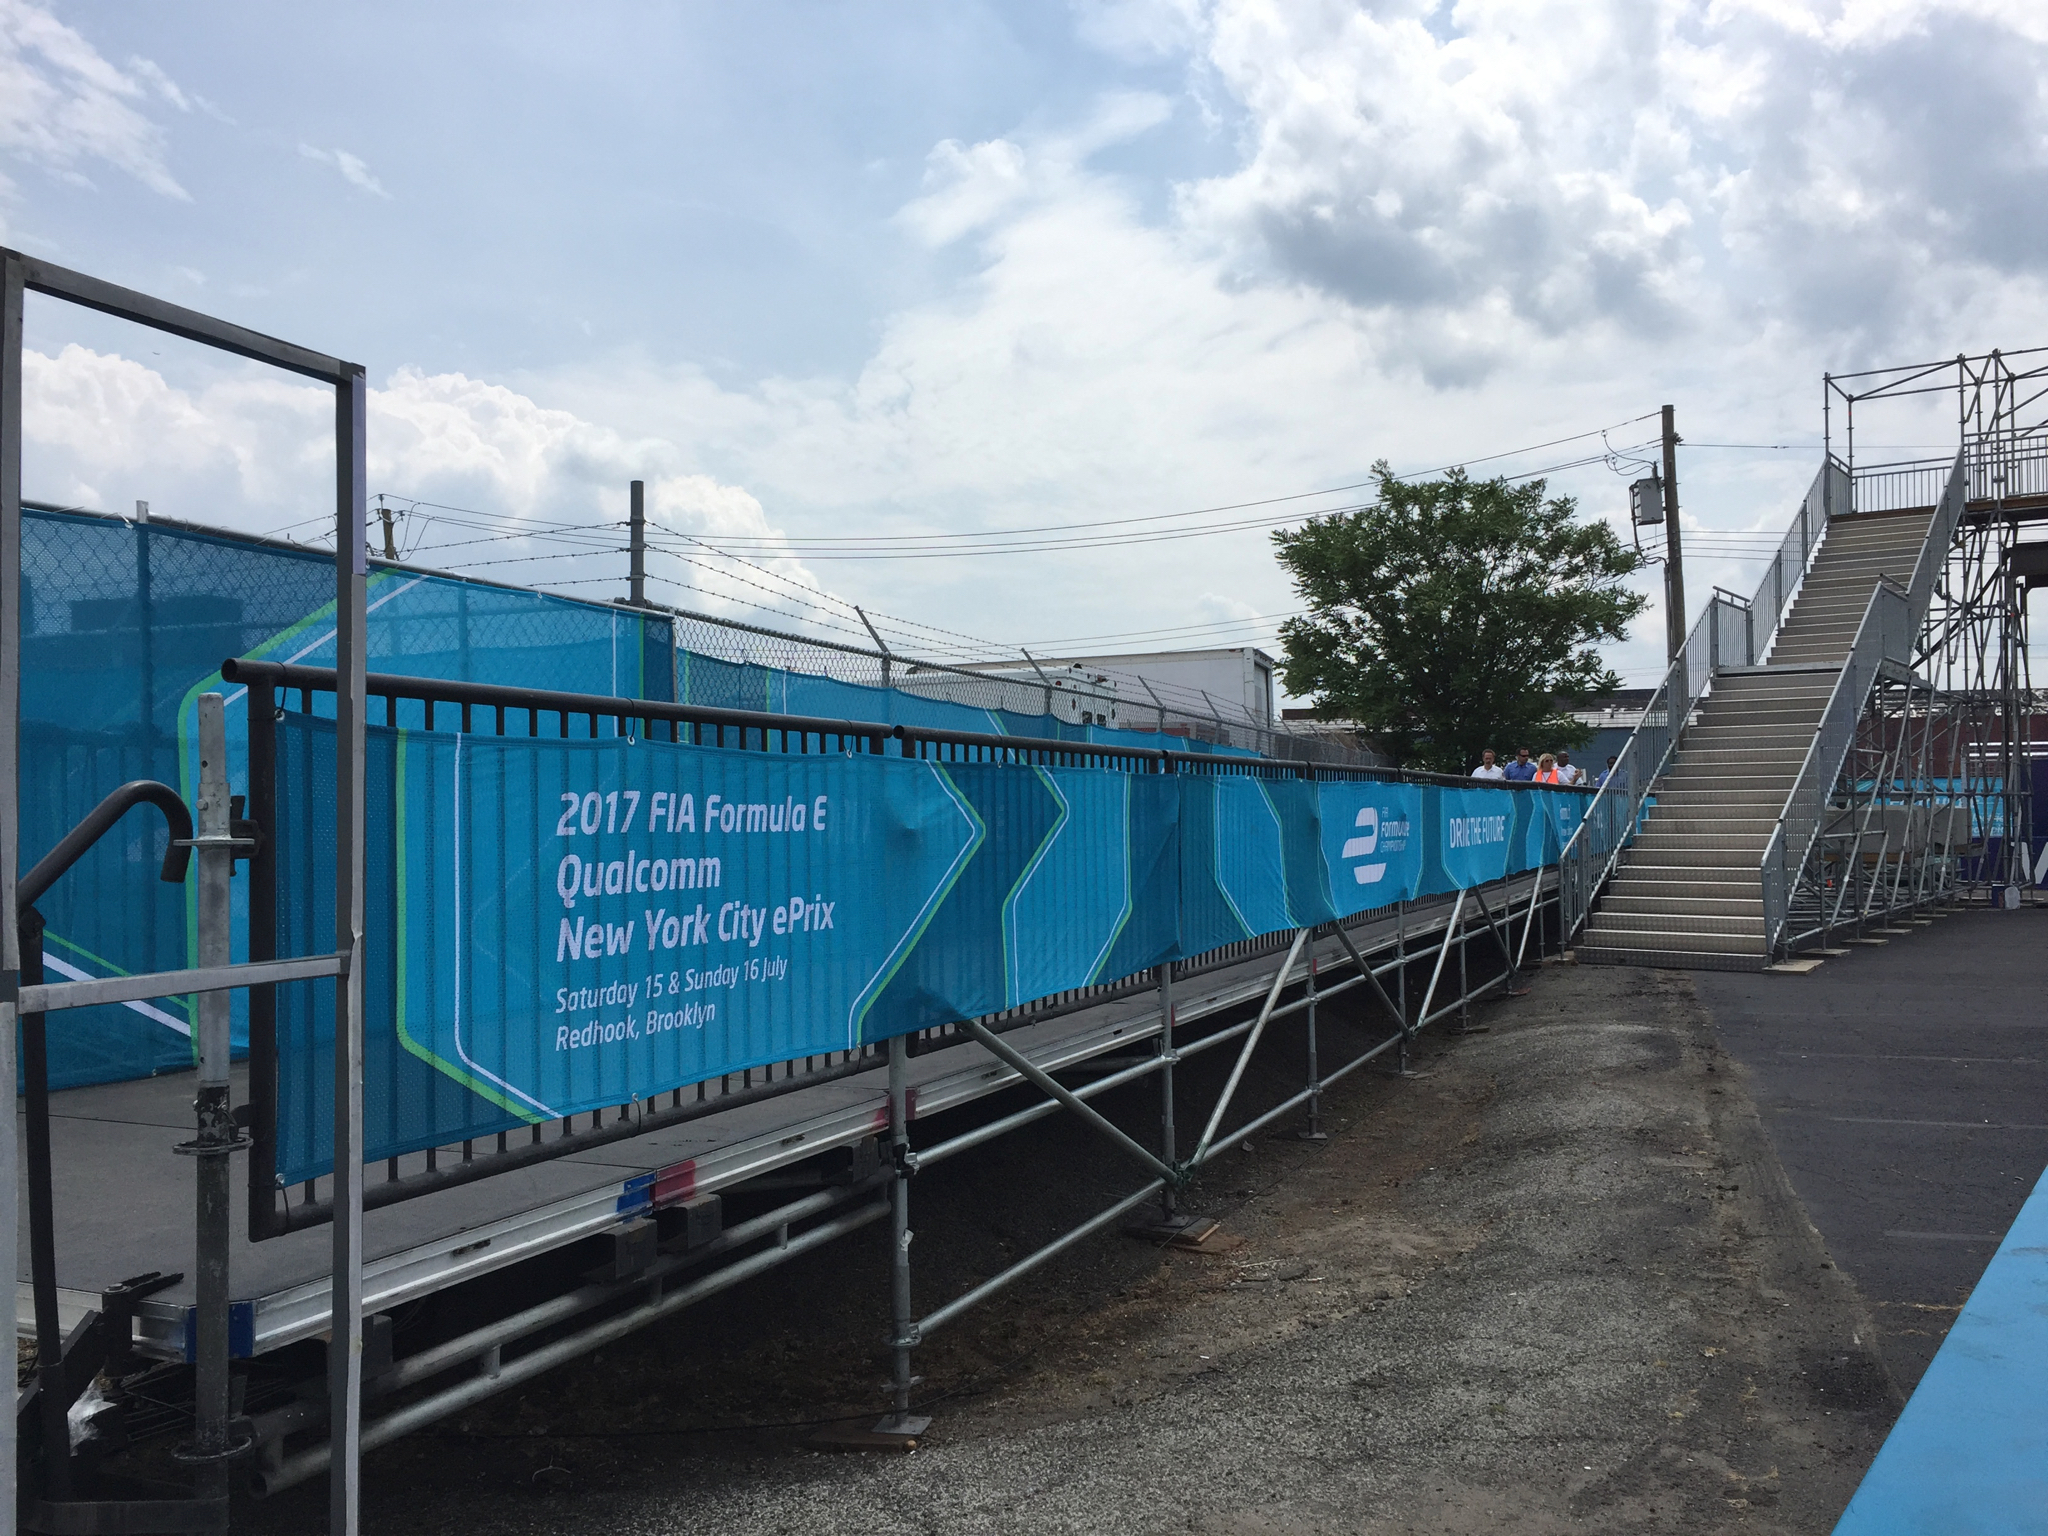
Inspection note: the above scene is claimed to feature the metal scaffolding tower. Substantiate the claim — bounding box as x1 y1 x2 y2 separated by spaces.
1826 349 2044 909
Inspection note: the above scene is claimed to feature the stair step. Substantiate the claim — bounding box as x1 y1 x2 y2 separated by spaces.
1576 928 1767 956
1679 731 1816 748
1670 748 1812 764
1606 866 1760 888
1586 912 1765 937
1602 894 1765 916
1631 829 1777 849
1575 947 1768 973
1704 689 1834 704
1710 674 1838 689
1643 792 1786 809
1636 816 1780 836
1658 774 1802 793
1606 881 1757 901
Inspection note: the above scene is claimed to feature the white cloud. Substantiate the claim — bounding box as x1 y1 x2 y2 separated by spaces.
0 0 188 202
125 55 187 112
298 143 389 199
17 347 828 627
901 92 1171 248
1069 0 1206 61
18 0 2048 694
524 0 2048 690
1170 0 2048 372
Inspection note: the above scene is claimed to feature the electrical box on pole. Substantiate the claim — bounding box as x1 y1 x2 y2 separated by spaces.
1629 476 1663 525
1661 405 1686 661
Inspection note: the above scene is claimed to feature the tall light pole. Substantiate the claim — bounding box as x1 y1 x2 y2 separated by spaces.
1661 404 1686 659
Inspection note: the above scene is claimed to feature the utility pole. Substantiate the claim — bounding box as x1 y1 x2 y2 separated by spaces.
1661 404 1686 660
628 480 646 606
376 497 397 561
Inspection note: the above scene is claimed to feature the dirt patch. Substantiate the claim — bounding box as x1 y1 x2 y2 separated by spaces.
245 958 1899 1534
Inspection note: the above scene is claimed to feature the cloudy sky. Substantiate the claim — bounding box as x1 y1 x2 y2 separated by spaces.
4 0 2044 693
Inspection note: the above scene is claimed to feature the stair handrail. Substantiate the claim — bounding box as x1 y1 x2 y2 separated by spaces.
18 779 192 912
1557 459 1844 939
1751 456 1848 665
1759 450 1965 955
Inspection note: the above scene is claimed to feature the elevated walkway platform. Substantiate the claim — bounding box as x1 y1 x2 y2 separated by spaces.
15 883 1509 1364
1832 1159 2048 1534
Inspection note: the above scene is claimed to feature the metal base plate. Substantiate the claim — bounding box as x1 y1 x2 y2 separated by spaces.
808 1416 928 1452
1126 1214 1235 1251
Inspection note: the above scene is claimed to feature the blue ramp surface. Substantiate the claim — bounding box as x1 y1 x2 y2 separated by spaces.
1834 1160 2048 1535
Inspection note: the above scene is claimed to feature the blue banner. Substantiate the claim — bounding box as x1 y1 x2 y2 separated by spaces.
1318 781 1422 912
272 720 1602 1181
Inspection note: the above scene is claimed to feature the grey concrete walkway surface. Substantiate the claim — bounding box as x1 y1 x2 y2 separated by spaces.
255 954 1907 1535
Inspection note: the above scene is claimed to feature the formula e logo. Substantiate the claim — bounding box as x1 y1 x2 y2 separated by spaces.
1342 807 1387 886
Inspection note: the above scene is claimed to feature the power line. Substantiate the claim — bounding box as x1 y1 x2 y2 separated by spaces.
1015 611 1304 648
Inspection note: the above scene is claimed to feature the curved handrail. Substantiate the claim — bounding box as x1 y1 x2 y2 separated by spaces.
17 780 192 913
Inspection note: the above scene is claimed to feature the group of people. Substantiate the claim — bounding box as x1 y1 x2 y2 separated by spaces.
1470 747 1616 788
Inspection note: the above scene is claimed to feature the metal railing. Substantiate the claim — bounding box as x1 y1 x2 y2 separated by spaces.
226 657 1591 1238
1854 434 2048 515
1753 458 1846 663
1848 455 1953 516
1760 451 1965 953
1559 460 1845 937
1965 429 2048 504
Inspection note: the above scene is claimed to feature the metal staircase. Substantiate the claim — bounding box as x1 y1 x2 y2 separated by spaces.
1577 509 1936 968
1555 444 1972 971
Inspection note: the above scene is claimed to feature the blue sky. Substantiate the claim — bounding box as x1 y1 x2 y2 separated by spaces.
6 0 2047 695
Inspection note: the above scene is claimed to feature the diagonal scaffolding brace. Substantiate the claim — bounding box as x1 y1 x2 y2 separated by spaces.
1188 927 1309 1166
958 1018 1181 1185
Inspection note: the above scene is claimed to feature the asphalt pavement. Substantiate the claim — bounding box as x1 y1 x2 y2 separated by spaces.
1696 905 2048 1392
261 959 1899 1535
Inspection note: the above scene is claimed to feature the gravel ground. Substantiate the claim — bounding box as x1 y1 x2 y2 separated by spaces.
247 958 1899 1535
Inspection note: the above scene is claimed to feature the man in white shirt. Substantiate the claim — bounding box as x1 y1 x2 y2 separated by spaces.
1471 749 1506 781
1555 750 1585 786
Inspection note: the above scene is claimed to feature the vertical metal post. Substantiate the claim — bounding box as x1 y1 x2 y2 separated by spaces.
330 368 369 1536
1 247 25 1536
1138 675 1169 737
1300 935 1324 1140
1457 898 1470 1030
855 607 892 690
628 479 646 607
247 677 280 1237
1662 404 1686 660
1157 962 1177 1218
1395 899 1409 1072
187 694 238 1500
876 1032 928 1437
21 909 69 1501
1022 648 1052 718
1516 862 1545 970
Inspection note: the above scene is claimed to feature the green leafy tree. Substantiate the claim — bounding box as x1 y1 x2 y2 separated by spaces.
1273 463 1648 773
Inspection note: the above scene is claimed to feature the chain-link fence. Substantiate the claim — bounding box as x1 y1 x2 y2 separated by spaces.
660 601 1378 766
